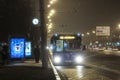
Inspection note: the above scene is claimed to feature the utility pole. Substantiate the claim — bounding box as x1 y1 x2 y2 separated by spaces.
39 0 48 68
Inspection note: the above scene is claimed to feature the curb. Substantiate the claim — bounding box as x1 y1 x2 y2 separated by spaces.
49 57 61 80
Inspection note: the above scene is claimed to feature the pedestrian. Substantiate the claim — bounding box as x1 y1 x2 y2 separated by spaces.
82 45 86 50
34 45 40 63
3 44 9 64
0 46 6 65
0 45 3 65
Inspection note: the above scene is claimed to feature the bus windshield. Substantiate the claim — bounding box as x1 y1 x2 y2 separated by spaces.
54 39 81 52
50 34 82 52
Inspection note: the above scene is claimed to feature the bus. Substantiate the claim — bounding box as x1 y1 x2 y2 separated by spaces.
50 33 84 65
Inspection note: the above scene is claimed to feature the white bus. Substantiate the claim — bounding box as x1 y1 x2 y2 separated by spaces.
50 33 84 65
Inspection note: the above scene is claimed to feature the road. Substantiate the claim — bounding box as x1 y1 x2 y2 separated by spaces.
55 50 120 80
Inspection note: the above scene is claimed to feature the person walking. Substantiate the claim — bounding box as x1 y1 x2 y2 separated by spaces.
0 46 6 65
34 45 40 63
2 44 9 64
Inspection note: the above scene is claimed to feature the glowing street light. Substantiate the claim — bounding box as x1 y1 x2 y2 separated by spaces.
47 0 57 8
32 18 39 25
51 9 55 14
87 32 90 35
48 24 52 29
49 9 55 16
50 0 57 4
82 34 84 37
92 30 95 34
49 19 52 22
50 1 53 4
47 4 51 8
47 0 57 34
48 29 51 33
118 24 120 29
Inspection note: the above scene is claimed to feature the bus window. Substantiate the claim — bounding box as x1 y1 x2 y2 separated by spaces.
56 40 63 52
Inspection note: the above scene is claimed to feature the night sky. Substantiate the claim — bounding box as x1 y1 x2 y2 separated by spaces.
50 0 120 33
0 0 32 42
1 0 120 42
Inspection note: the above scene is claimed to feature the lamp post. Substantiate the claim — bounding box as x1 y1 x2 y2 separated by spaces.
39 0 48 68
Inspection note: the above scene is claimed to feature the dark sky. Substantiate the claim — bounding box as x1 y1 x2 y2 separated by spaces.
50 0 120 33
0 0 32 42
1 0 120 41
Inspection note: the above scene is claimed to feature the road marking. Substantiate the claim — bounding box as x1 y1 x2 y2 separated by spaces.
49 57 61 80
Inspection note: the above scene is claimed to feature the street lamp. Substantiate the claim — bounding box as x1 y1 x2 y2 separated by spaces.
39 0 48 68
82 33 84 37
47 4 51 8
92 30 95 34
48 9 55 17
32 18 39 25
118 24 120 29
87 32 90 35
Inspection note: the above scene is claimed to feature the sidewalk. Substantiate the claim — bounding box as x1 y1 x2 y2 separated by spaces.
0 59 56 80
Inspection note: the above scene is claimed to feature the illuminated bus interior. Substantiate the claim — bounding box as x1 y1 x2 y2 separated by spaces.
51 35 81 52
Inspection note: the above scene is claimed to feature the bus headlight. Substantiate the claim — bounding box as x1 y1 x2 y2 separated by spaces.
75 56 83 63
53 56 61 64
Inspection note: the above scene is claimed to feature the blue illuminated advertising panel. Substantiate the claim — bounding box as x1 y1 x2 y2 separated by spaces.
10 38 25 59
25 41 32 57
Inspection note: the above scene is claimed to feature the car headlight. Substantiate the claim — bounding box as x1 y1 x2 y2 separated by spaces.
75 56 83 63
53 56 61 64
